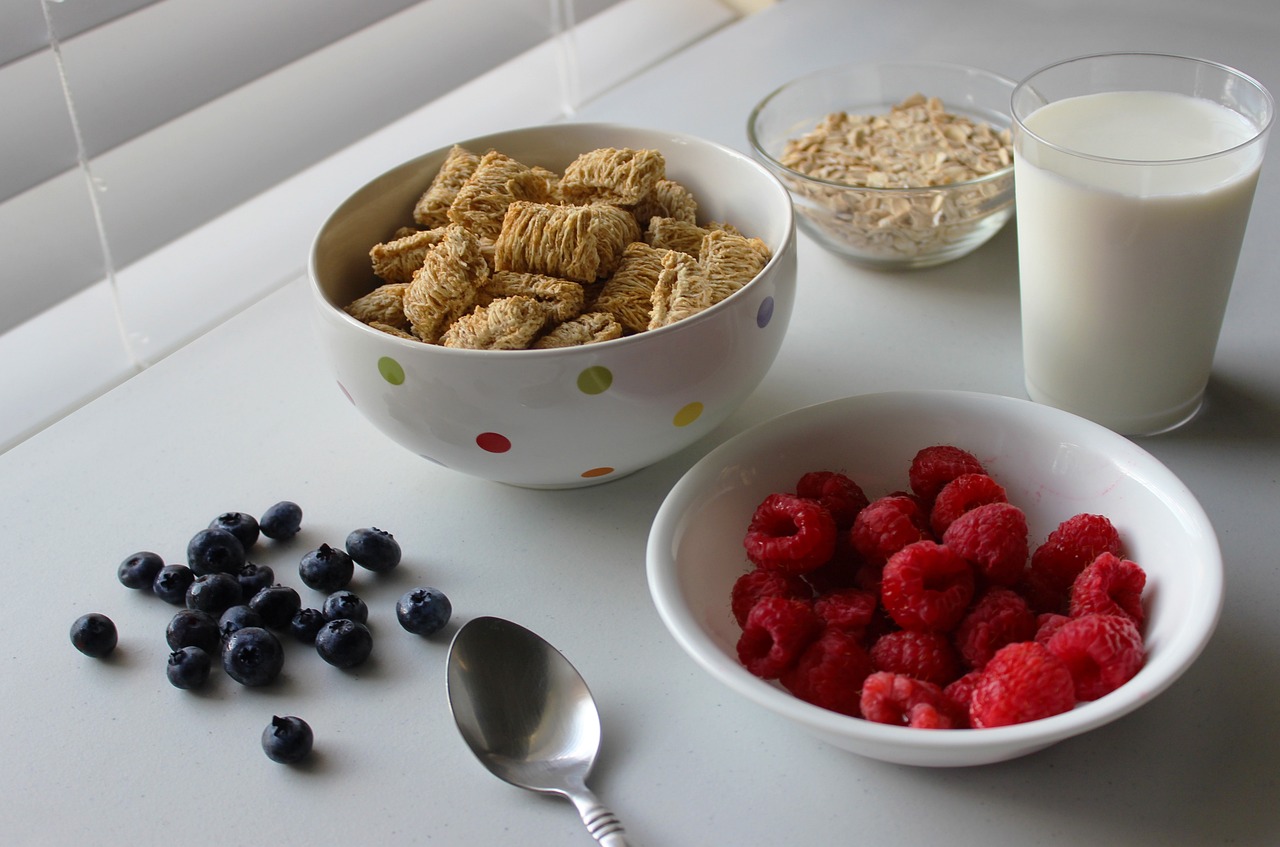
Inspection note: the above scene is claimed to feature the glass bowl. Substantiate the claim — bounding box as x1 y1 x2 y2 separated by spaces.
748 62 1017 270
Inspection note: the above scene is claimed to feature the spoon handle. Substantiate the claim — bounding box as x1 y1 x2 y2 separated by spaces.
570 788 631 846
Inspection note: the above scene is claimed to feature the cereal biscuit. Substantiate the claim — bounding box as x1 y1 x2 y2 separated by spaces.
403 224 491 343
439 296 545 350
649 251 713 330
494 201 641 283
482 270 585 322
533 311 624 349
645 217 743 257
345 282 410 329
592 242 670 333
632 178 698 227
370 228 447 284
448 150 555 239
414 145 480 229
560 147 665 206
700 228 771 303
368 321 418 340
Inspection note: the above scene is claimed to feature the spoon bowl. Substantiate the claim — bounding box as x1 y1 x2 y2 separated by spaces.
447 616 631 846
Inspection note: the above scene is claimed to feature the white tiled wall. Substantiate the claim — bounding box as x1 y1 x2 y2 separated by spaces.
0 0 750 453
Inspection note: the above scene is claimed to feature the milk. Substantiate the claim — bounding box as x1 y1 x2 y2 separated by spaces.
1014 90 1265 434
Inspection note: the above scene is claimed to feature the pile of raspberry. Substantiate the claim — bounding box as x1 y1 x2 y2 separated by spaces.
732 445 1148 729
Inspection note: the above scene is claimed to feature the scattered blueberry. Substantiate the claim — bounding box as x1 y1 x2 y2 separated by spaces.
288 608 326 644
260 501 303 541
345 527 401 573
153 564 196 605
235 562 275 599
314 619 372 669
166 646 212 690
187 528 246 576
222 626 284 686
209 511 260 550
249 584 301 630
70 612 118 658
262 715 313 764
185 572 243 616
396 587 452 636
298 544 354 593
219 604 264 639
166 608 221 654
117 551 165 590
322 590 368 624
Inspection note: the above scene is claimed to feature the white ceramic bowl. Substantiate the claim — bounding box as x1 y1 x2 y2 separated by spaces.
748 62 1016 269
309 123 796 488
646 390 1223 766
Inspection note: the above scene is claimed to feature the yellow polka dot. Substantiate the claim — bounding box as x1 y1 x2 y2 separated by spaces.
577 366 613 395
673 401 703 427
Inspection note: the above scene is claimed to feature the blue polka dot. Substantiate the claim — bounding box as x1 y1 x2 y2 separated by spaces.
756 296 775 329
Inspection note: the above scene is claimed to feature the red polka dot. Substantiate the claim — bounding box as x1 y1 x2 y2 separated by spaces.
580 467 614 479
476 432 511 453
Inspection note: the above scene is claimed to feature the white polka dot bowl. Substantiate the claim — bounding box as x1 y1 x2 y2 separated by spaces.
646 390 1223 766
309 122 796 488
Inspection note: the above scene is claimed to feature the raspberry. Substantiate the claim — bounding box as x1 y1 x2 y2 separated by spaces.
929 473 1008 537
1034 613 1071 646
908 445 986 505
736 596 822 679
942 501 1029 586
779 628 873 717
943 669 982 719
869 629 962 686
879 541 975 633
795 471 870 529
812 587 878 635
802 552 861 595
953 587 1036 670
743 493 838 574
969 642 1076 728
1025 513 1123 613
730 568 810 628
859 671 967 729
1069 553 1146 626
1046 614 1146 701
849 495 930 567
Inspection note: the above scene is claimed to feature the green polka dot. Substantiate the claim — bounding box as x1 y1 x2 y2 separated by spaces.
378 356 405 385
577 365 613 395
673 401 703 427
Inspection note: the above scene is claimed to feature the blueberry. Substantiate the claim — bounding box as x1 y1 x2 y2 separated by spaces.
235 562 274 599
314 619 372 669
219 604 264 639
187 528 246 576
166 646 212 690
322 590 368 624
209 511 260 550
288 608 326 644
345 527 401 573
262 715 313 764
70 613 118 658
396 587 452 636
153 564 195 605
298 544 354 593
185 572 243 616
260 501 303 540
166 608 220 653
117 551 165 590
222 626 284 686
249 584 301 630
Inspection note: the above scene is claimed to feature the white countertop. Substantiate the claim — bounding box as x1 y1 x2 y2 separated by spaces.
3 0 1279 844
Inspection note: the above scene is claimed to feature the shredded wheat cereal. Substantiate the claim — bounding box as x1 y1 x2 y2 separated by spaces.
533 311 624 349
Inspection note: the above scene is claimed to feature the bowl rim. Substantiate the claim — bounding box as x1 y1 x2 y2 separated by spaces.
646 389 1224 758
307 120 796 359
746 60 1018 195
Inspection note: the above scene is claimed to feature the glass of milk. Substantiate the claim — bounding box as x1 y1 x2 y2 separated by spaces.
1011 53 1272 435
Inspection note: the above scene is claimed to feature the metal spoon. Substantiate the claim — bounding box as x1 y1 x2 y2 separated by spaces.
446 616 631 846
